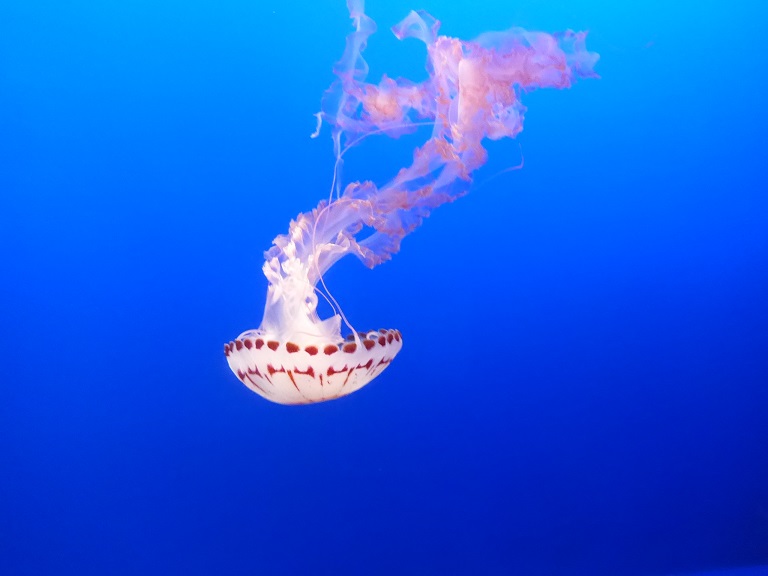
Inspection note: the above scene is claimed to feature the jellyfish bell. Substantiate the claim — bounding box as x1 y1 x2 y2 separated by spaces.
225 329 402 405
224 243 405 406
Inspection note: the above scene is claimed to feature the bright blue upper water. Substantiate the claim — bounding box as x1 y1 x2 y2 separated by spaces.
1 1 766 575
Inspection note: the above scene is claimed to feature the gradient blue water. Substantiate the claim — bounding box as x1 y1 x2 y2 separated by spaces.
1 1 766 575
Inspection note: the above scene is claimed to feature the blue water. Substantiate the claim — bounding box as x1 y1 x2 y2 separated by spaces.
1 1 766 575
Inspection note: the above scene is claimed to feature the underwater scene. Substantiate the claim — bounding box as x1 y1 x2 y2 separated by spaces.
1 0 766 574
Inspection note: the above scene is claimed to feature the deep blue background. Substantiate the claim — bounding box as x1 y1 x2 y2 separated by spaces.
1 1 767 575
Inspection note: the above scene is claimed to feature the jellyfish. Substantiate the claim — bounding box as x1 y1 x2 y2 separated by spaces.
224 0 598 404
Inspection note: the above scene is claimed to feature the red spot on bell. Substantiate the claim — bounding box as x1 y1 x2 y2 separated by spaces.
305 346 318 356
324 345 338 355
343 342 357 353
286 342 299 353
235 340 244 351
255 338 264 349
363 339 376 350
296 366 315 378
244 338 253 349
267 341 279 351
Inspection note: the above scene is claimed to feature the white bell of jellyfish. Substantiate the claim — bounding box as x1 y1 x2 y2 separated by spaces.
226 234 403 404
225 0 597 405
225 329 403 405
